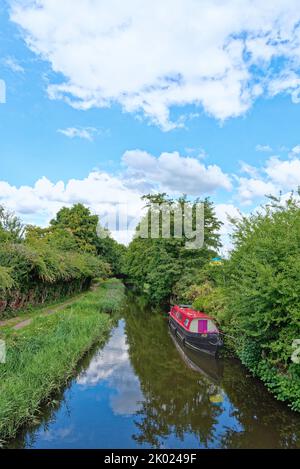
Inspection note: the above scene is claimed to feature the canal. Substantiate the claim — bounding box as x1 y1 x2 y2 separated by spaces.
8 293 300 449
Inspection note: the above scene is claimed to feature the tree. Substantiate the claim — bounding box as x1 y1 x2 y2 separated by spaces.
26 225 78 251
0 205 24 243
50 204 99 253
126 194 222 305
96 233 127 276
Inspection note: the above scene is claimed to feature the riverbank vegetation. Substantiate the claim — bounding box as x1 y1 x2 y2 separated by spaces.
0 279 125 443
126 194 222 305
126 193 300 412
0 203 126 317
0 202 126 442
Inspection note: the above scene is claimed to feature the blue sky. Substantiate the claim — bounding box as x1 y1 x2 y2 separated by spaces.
1 0 300 246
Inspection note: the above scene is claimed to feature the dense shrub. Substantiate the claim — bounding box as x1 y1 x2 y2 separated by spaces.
0 242 111 316
223 197 300 410
0 266 14 292
126 195 222 305
190 196 300 411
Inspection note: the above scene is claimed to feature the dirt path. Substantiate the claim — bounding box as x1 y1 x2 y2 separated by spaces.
0 293 87 331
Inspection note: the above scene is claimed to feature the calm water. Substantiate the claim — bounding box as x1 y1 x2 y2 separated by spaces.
8 294 300 449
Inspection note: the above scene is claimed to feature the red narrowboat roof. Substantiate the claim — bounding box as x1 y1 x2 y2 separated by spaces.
171 305 212 320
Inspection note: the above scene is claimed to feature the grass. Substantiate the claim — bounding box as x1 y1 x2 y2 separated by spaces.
0 291 90 334
96 280 126 313
0 278 125 443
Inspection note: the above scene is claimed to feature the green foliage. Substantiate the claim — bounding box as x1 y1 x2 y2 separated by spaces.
222 195 300 410
0 266 14 292
0 242 110 288
26 226 79 251
0 204 117 315
96 234 127 276
126 194 222 305
0 280 124 442
97 279 126 313
189 195 300 411
26 204 126 273
50 203 99 253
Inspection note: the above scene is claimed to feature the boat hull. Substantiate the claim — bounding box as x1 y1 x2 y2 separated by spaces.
169 316 223 358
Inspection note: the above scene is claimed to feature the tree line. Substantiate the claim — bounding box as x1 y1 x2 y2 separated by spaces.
125 193 300 412
1 193 300 411
0 203 126 315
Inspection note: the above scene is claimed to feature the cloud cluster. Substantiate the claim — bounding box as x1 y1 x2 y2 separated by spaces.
2 146 300 244
2 56 24 73
238 151 300 204
0 172 144 241
123 150 232 195
255 145 272 153
58 127 98 141
0 149 233 243
0 148 231 214
10 0 300 130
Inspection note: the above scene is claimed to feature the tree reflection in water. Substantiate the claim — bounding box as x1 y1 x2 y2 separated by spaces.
124 294 300 449
7 294 300 449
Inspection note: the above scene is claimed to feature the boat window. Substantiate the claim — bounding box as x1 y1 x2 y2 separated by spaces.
190 319 199 333
207 320 218 333
184 319 189 328
175 311 182 321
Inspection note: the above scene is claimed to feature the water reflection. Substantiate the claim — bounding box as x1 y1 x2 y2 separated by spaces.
8 294 300 449
123 296 300 449
77 321 143 416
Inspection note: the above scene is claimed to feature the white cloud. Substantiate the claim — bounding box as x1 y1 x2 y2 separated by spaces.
2 56 24 73
9 0 300 130
123 150 232 195
237 155 300 204
239 161 260 178
237 177 277 205
290 144 300 156
0 79 6 103
215 203 242 255
0 172 144 243
58 127 98 141
0 150 232 244
255 144 272 153
268 71 300 103
265 156 300 189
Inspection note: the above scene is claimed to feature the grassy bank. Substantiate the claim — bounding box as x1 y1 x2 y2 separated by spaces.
0 279 125 443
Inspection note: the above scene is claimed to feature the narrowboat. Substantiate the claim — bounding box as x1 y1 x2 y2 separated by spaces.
169 305 223 357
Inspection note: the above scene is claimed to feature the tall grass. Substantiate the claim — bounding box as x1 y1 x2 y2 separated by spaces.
98 279 126 313
0 279 125 443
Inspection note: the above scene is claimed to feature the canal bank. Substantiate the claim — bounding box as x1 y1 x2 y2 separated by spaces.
7 292 300 449
0 279 125 443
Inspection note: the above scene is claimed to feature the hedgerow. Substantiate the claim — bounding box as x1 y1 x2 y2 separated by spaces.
0 242 111 316
189 196 300 411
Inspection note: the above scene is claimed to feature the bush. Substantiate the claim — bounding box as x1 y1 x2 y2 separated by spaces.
188 196 300 411
223 196 300 410
0 242 111 316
